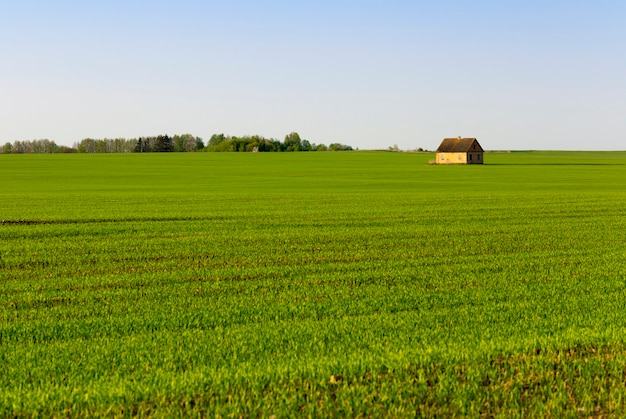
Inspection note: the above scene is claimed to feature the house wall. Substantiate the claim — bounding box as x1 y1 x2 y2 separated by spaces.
467 153 484 164
436 152 484 164
436 152 467 164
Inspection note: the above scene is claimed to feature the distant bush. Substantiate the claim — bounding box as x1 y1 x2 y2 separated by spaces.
328 143 353 151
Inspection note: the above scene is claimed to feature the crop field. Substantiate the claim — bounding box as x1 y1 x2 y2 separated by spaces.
2 151 626 416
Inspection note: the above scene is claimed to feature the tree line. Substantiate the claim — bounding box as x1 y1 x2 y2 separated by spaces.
1 139 75 154
75 134 204 153
206 132 352 152
1 132 353 154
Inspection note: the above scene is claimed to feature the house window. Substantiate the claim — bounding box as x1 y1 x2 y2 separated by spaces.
469 154 472 161
477 154 481 161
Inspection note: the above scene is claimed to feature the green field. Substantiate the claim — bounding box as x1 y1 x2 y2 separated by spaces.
2 151 626 416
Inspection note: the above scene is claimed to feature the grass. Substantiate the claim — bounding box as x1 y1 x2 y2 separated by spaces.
1 151 626 416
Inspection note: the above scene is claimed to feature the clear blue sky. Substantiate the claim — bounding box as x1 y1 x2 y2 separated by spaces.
2 1 625 150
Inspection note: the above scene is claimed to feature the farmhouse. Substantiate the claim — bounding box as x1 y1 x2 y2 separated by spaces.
435 137 484 164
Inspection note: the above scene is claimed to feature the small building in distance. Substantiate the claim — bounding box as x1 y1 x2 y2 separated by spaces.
435 137 484 164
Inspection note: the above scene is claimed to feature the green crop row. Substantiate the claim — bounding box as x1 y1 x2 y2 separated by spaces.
1 151 626 416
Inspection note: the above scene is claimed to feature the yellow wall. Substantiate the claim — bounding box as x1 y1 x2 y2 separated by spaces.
436 152 467 164
436 152 483 164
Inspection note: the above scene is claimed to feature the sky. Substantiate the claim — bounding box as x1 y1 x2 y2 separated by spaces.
1 1 625 150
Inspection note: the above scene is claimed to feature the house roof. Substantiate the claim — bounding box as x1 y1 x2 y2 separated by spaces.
436 138 483 153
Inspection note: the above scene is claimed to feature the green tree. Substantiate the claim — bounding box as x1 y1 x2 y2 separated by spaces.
154 135 173 152
301 139 312 151
195 137 205 151
283 132 302 151
135 137 156 152
78 138 95 153
173 135 185 152
94 140 108 153
329 143 353 151
172 134 202 152
257 138 281 152
208 133 226 148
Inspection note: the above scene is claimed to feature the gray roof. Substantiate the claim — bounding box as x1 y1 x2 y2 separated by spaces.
436 138 483 153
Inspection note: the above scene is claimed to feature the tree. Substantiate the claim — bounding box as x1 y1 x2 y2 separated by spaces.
329 143 353 151
208 133 226 148
2 142 12 154
135 137 155 152
113 138 126 153
124 139 138 153
283 132 302 151
173 133 204 152
134 138 145 153
78 138 96 153
95 139 108 153
301 139 312 151
200 132 353 153
257 138 281 152
10 139 58 153
173 135 185 152
154 135 173 152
